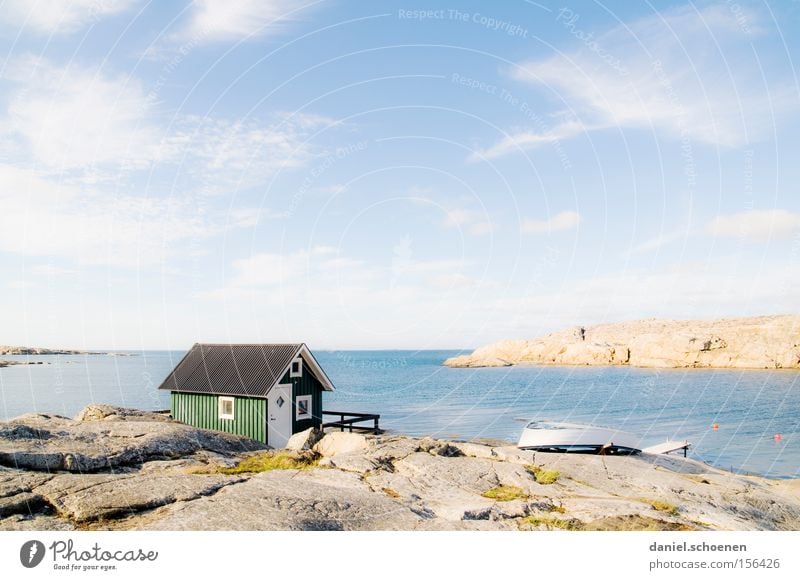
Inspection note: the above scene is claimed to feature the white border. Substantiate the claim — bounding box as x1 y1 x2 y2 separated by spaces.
289 356 303 378
2 531 796 579
295 394 312 420
218 396 235 420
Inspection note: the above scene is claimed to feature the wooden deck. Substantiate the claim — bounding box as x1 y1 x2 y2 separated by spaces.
322 410 381 434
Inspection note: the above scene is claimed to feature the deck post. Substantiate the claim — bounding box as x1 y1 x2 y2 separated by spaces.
321 411 382 435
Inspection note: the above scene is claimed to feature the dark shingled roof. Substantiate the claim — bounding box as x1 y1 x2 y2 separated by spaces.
157 343 334 397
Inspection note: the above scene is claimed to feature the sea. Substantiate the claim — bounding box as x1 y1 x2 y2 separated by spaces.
1 349 798 478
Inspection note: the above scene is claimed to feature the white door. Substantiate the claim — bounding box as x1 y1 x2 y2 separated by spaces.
267 384 292 448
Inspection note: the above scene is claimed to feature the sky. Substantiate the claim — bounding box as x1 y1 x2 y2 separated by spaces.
0 0 799 350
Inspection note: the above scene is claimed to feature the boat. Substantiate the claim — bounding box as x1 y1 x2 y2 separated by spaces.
517 420 642 455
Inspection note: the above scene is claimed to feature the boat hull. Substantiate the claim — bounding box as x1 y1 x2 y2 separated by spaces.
517 422 642 455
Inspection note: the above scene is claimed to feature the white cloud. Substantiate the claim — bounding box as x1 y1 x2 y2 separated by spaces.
29 264 76 276
708 209 800 241
442 208 494 236
311 245 337 255
0 0 137 35
315 184 347 195
207 248 364 300
2 56 339 196
5 56 160 172
225 252 305 288
471 120 586 160
0 57 343 269
200 246 491 347
468 221 495 236
165 113 335 192
522 211 581 234
176 0 304 42
0 165 255 267
199 247 800 349
443 208 475 227
625 229 689 257
486 260 800 338
429 272 479 290
318 256 364 271
6 280 34 290
209 247 472 300
481 4 792 159
394 258 468 275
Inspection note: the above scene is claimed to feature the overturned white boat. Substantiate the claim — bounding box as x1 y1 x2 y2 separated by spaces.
518 421 642 455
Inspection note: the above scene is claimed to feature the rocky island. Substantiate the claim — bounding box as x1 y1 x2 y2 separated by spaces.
1 405 799 531
0 345 99 368
0 345 130 362
0 345 87 356
0 360 47 368
445 315 800 369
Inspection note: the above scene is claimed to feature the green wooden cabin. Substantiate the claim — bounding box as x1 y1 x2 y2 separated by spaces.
157 343 335 447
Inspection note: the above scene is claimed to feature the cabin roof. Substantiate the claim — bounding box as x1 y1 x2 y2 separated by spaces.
157 343 335 397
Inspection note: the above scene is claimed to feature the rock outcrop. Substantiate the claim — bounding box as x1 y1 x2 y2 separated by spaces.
0 360 47 368
2 405 800 531
313 431 368 457
445 315 800 369
0 346 85 355
285 427 323 451
0 405 265 473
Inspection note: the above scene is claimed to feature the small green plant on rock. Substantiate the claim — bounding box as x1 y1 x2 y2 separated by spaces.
521 515 582 530
217 452 318 474
481 485 528 502
526 465 560 485
645 498 679 516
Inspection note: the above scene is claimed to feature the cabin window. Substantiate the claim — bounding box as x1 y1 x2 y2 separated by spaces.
218 396 235 420
295 395 312 420
290 357 303 378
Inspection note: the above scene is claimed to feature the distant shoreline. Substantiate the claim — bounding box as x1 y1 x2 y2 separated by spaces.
0 345 135 357
445 314 800 370
0 360 48 368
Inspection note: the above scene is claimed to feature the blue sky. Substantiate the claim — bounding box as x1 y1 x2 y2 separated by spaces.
1 0 799 350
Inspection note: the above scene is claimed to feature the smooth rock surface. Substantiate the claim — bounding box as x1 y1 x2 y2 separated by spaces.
313 431 368 457
285 427 323 451
0 410 266 473
141 469 424 531
36 473 244 523
2 406 800 531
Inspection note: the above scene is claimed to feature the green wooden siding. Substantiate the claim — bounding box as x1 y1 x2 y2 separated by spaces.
169 357 327 444
280 360 324 433
171 392 267 443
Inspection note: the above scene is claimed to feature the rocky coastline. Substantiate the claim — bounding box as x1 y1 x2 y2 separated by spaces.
0 345 130 357
1 405 799 531
445 315 800 369
0 346 86 356
0 360 47 368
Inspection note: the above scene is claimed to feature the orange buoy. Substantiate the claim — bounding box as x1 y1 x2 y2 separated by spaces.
774 433 782 441
712 423 719 430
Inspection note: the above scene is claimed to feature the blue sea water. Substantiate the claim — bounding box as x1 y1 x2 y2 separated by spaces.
1 349 798 478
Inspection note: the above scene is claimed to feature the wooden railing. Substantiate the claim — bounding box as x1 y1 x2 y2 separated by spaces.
322 411 381 434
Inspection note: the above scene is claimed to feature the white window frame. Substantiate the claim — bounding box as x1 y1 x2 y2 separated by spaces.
289 356 303 378
218 396 235 420
295 394 312 421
